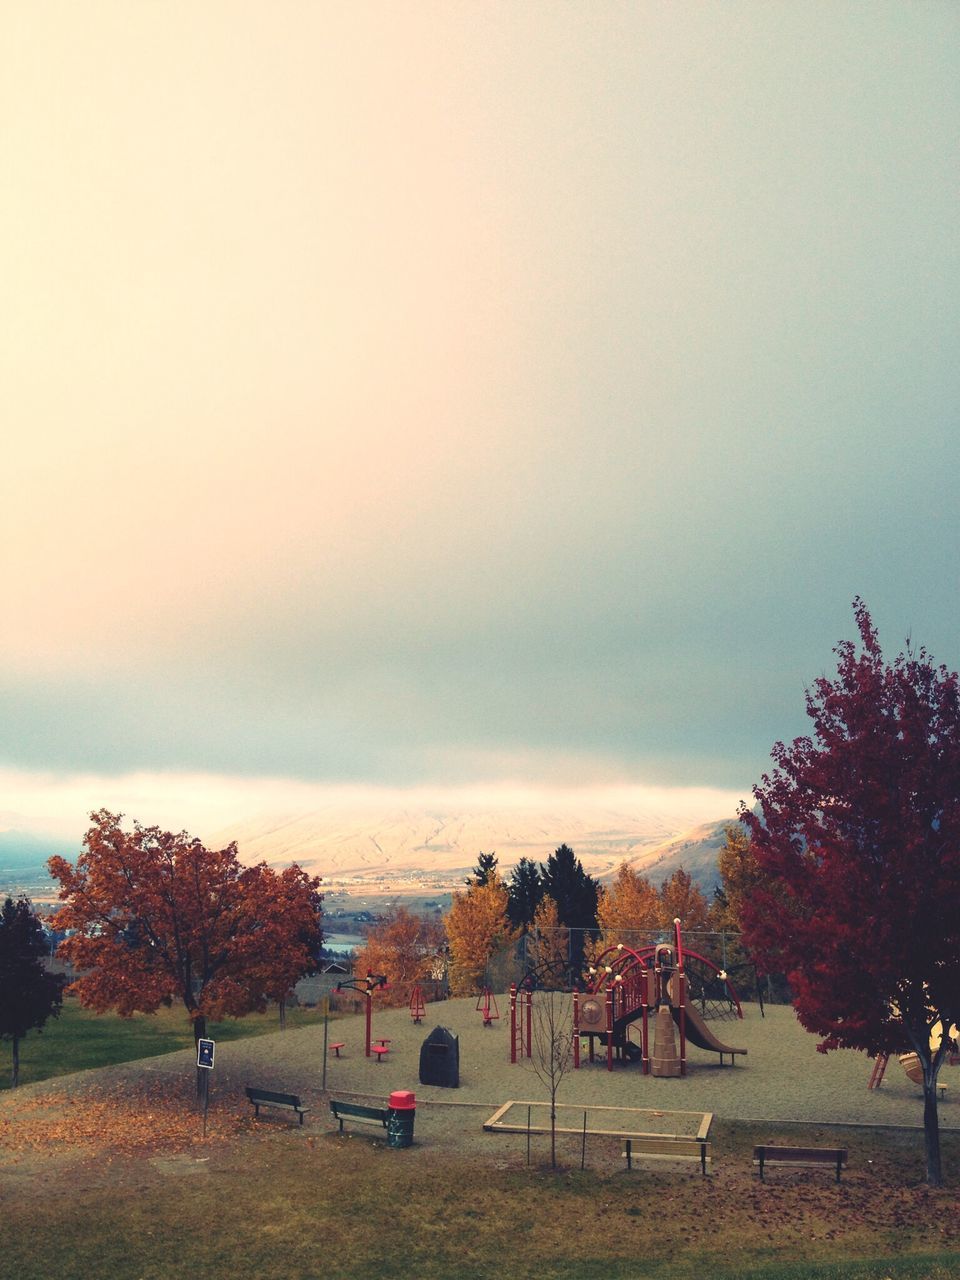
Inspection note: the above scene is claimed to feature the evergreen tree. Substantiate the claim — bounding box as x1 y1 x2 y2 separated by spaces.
0 897 66 1087
540 844 600 978
466 851 499 888
506 856 544 931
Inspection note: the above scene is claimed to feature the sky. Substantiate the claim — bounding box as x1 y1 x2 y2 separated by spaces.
2 3 958 843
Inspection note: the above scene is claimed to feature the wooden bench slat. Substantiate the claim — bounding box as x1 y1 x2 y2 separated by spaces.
622 1137 711 1175
245 1086 309 1126
329 1100 389 1132
753 1144 847 1182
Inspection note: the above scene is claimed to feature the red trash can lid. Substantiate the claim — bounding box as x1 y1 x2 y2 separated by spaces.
388 1090 416 1110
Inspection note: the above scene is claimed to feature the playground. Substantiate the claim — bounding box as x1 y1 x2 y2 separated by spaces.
3 985 960 1279
294 929 958 1138
261 992 953 1133
7 985 947 1151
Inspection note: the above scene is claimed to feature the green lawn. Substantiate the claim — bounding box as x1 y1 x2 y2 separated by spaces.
1 996 330 1089
3 1124 959 1280
3 1003 960 1278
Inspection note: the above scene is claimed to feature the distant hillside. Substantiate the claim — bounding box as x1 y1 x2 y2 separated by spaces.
211 805 739 893
0 830 65 875
619 819 736 894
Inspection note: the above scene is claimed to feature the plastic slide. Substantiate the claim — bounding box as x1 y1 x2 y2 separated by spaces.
673 1002 748 1059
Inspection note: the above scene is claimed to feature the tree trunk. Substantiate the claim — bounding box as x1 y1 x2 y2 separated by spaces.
193 1012 207 1101
922 1060 943 1187
12 1034 20 1088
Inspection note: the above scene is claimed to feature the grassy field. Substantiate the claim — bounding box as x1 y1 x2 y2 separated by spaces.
2 1116 959 1280
0 995 331 1090
3 1002 960 1278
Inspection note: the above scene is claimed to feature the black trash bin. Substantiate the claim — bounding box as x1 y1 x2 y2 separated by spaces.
419 1025 460 1087
387 1090 416 1148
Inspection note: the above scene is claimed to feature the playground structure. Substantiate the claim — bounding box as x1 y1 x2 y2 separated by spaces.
477 986 500 1027
868 1044 958 1093
507 957 569 1063
507 919 747 1076
509 982 533 1063
573 920 747 1075
867 1018 959 1091
409 984 425 1024
335 972 388 1057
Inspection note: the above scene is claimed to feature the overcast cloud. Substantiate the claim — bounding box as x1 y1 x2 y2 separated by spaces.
1 3 957 838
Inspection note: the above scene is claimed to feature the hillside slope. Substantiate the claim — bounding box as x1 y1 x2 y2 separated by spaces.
211 806 737 893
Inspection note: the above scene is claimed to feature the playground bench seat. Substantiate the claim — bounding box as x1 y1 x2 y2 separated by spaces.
622 1135 712 1176
245 1086 310 1126
329 1099 389 1134
753 1144 847 1182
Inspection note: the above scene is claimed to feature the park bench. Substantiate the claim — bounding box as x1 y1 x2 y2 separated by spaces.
329 1099 389 1134
622 1134 712 1176
753 1144 847 1182
245 1086 310 1126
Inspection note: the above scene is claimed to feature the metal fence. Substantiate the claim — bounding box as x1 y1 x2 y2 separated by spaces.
483 928 790 1005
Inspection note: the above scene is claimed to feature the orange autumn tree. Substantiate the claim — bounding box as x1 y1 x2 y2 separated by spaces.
49 810 323 1049
444 872 515 995
594 863 660 951
354 906 446 1006
657 866 711 933
528 895 568 989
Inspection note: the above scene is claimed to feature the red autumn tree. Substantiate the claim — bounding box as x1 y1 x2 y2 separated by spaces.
49 811 323 1050
740 601 960 1186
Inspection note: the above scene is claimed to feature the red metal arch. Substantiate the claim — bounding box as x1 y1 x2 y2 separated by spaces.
588 943 743 1018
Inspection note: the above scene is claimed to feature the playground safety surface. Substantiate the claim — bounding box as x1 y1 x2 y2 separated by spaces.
4 998 956 1169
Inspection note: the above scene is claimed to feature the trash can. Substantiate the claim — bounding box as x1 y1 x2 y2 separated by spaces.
386 1090 416 1148
419 1025 460 1087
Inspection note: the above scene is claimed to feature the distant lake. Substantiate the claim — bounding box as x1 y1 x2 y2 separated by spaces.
324 931 363 955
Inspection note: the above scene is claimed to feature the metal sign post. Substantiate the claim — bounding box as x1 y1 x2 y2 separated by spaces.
197 1038 215 1137
321 997 330 1092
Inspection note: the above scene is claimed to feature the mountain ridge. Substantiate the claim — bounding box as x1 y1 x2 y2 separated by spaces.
210 806 738 893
